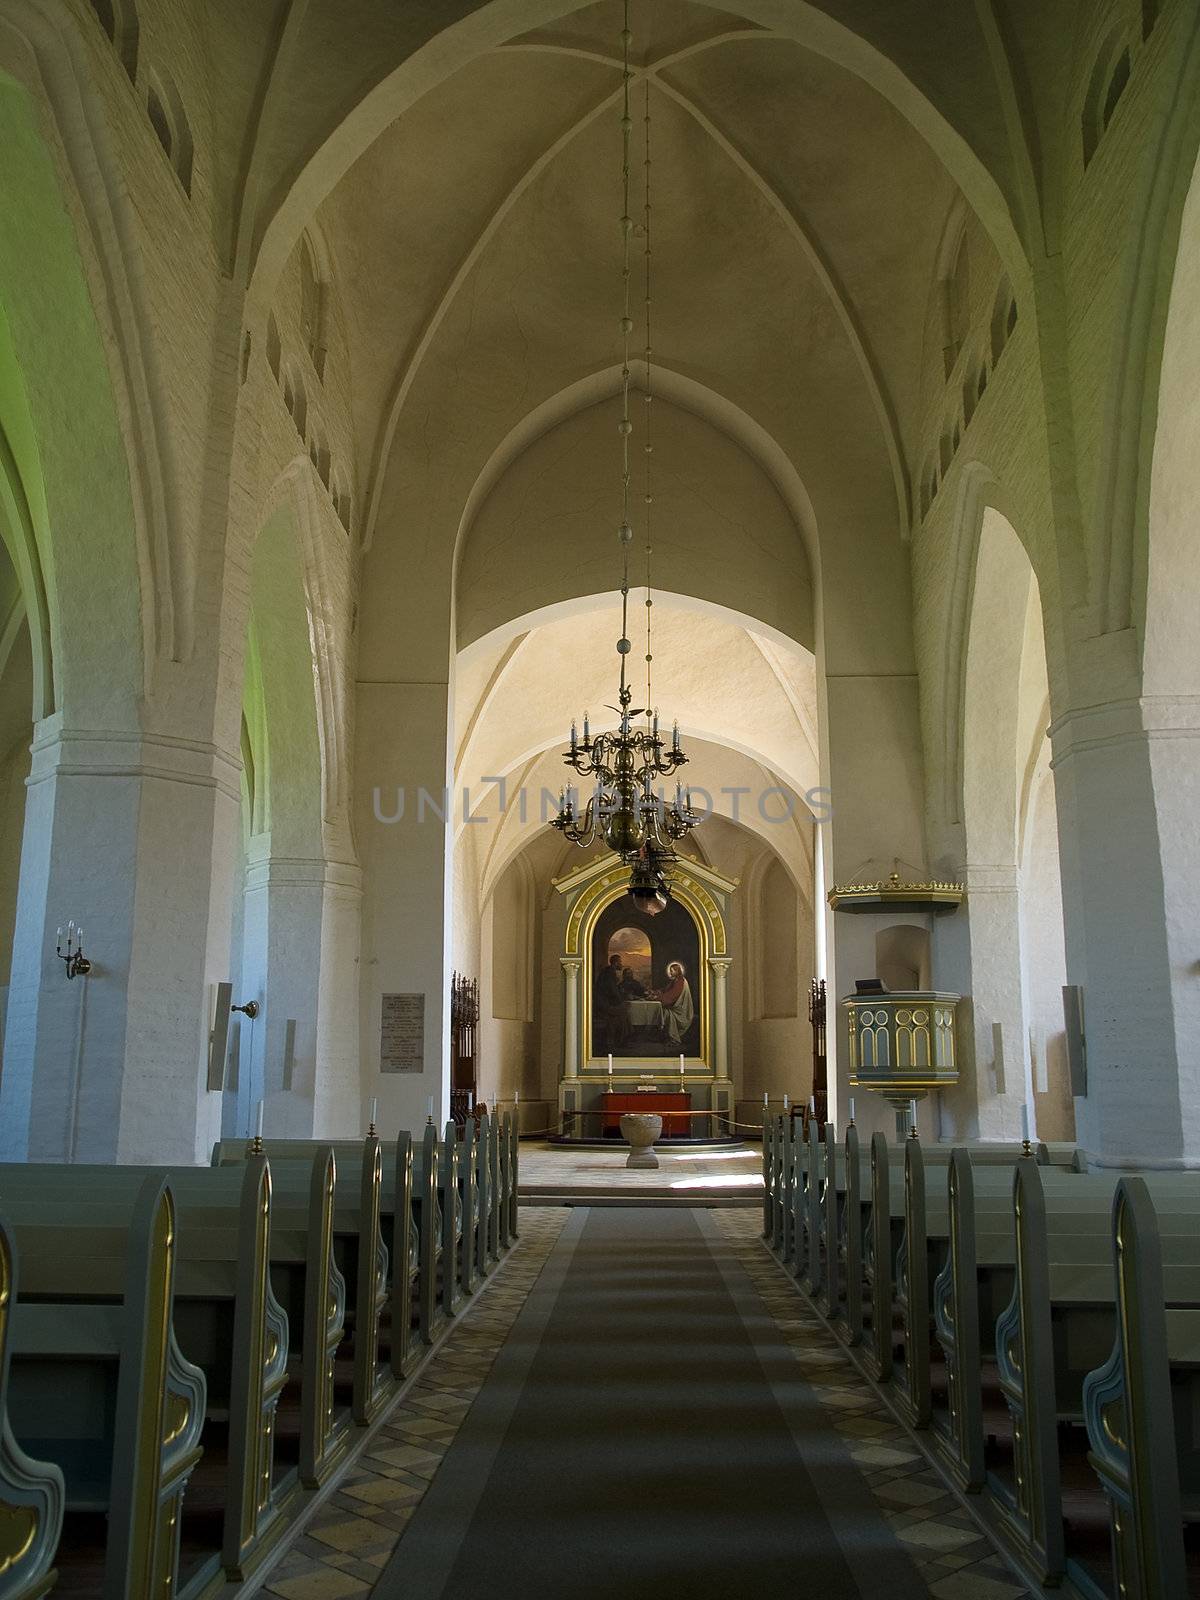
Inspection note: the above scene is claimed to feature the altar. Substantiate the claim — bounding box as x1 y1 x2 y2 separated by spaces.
552 853 738 1143
600 1091 690 1139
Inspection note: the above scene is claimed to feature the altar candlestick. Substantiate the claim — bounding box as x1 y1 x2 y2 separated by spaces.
679 1054 685 1074
608 1053 613 1079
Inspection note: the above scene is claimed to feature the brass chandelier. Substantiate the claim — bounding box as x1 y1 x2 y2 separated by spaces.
550 0 701 915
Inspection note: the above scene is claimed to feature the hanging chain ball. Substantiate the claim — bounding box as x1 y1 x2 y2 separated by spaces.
618 418 633 435
617 637 632 654
618 522 634 544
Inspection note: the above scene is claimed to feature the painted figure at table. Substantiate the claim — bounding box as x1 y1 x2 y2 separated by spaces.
595 954 645 1052
651 961 694 1049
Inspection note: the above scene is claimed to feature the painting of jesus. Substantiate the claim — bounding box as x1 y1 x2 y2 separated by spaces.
589 894 702 1058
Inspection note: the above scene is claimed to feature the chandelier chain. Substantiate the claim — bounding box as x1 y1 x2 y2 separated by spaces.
643 74 654 722
618 0 633 707
549 0 701 911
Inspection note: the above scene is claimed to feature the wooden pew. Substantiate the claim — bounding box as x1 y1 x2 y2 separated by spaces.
863 1133 897 1383
991 1160 1200 1588
0 1210 63 1600
789 1122 808 1283
820 1122 841 1320
415 1123 464 1318
1082 1177 1199 1600
506 1112 520 1242
802 1120 824 1299
761 1115 774 1240
216 1129 433 1372
1 1158 342 1555
460 1117 482 1296
836 1125 864 1348
778 1116 795 1265
2 1173 206 1599
216 1136 390 1427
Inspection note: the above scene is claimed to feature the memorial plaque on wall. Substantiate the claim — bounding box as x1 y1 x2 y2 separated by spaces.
381 992 425 1073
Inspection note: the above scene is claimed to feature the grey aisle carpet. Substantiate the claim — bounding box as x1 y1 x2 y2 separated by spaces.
375 1206 934 1599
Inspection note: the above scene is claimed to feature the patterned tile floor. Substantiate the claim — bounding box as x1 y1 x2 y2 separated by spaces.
712 1209 1031 1599
259 1207 569 1600
259 1204 1029 1600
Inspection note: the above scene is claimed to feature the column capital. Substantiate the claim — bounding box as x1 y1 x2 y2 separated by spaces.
560 955 584 973
707 955 733 974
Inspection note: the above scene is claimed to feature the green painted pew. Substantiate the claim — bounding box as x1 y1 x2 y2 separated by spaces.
0 1210 63 1600
0 1159 292 1589
1 1173 206 1600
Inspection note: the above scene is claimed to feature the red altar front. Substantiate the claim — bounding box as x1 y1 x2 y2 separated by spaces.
600 1091 691 1139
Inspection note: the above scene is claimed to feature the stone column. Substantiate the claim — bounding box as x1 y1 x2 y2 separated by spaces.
708 955 732 1079
1051 695 1200 1167
708 954 734 1134
356 681 453 1134
558 954 583 1136
237 849 362 1140
0 721 241 1164
560 955 583 1079
945 864 1029 1142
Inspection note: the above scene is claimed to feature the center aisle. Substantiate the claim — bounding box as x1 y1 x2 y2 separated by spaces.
374 1207 1001 1600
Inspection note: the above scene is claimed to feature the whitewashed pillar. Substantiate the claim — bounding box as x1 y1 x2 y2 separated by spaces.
356 681 453 1134
0 721 240 1163
1051 696 1200 1168
560 955 583 1078
708 955 732 1079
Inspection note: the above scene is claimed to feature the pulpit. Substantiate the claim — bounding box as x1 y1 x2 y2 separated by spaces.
600 1091 690 1138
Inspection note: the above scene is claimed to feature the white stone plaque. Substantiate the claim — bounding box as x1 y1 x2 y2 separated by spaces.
381 992 424 1073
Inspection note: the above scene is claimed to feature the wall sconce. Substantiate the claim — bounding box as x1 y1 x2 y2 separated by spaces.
232 999 260 1019
56 921 92 980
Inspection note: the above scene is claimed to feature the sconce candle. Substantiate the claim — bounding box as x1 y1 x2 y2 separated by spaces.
848 1097 856 1124
809 1095 815 1115
1020 1103 1030 1144
369 1096 378 1130
254 1100 264 1139
55 918 92 980
909 1098 919 1135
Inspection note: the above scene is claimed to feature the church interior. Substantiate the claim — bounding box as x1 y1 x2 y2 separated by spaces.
1 0 1199 1596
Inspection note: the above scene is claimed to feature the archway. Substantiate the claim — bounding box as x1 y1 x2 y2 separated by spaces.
223 501 355 1140
955 505 1072 1142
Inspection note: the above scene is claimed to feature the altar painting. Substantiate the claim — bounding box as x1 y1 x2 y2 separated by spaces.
590 894 701 1058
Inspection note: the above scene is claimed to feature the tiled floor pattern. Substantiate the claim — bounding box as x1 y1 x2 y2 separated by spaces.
260 1206 569 1600
262 1204 1028 1600
519 1139 764 1197
712 1208 1030 1600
